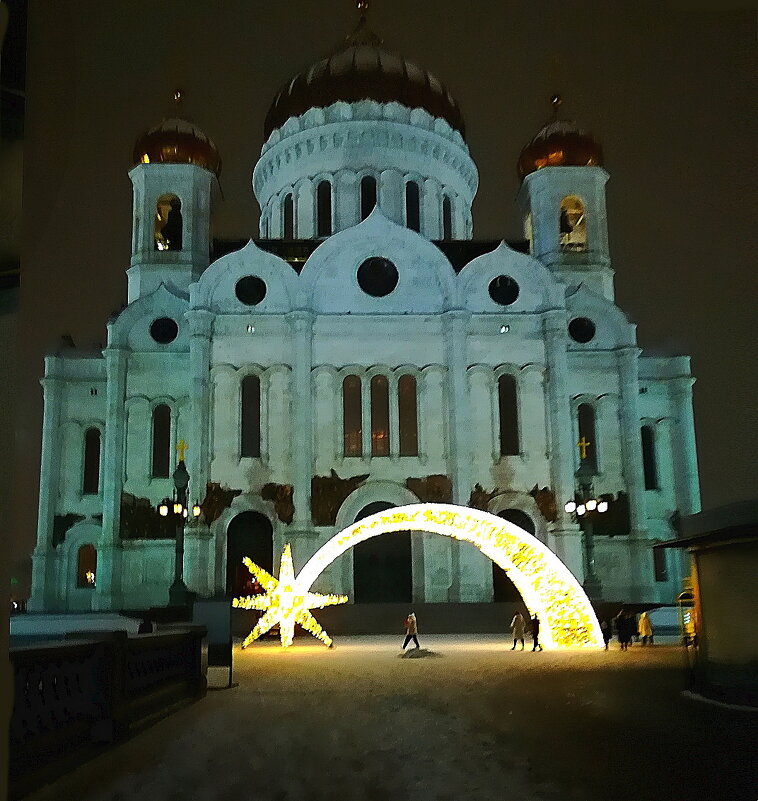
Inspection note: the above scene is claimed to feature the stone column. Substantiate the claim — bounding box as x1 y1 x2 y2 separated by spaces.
287 312 314 530
543 311 583 580
422 178 442 239
671 374 701 516
389 372 400 460
94 346 129 610
186 310 214 504
29 369 63 611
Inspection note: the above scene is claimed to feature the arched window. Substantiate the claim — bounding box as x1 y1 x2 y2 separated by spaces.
405 181 420 232
76 544 97 588
498 374 519 456
282 193 294 239
82 427 101 495
442 195 453 240
151 404 171 478
398 374 418 456
371 375 390 457
343 375 362 457
360 175 377 221
154 194 183 251
559 196 587 252
577 403 597 473
317 180 332 237
641 424 658 490
241 375 261 458
524 213 533 253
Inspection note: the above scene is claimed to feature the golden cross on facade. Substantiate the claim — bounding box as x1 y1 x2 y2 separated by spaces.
177 439 188 461
577 436 591 460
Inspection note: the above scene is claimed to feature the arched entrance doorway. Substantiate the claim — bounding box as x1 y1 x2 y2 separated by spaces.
492 509 535 602
352 502 412 603
226 511 273 596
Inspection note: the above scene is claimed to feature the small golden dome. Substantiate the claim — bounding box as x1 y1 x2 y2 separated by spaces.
133 99 221 176
518 95 602 181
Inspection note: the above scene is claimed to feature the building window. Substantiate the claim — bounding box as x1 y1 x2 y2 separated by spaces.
442 195 453 240
154 194 182 251
498 374 519 456
282 193 294 239
82 427 101 495
371 375 390 457
317 180 332 237
653 546 668 582
343 375 362 457
641 425 658 490
405 181 420 232
525 213 533 253
398 374 418 456
76 544 97 588
577 403 597 473
151 404 172 478
559 195 587 252
360 175 377 221
241 375 261 458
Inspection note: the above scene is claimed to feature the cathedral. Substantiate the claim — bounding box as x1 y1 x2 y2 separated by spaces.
29 9 700 613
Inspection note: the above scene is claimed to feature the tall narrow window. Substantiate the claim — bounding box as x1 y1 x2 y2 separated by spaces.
442 195 453 240
317 180 332 237
154 194 182 251
343 375 362 457
151 404 171 478
405 181 420 232
498 374 519 456
360 175 377 220
525 212 533 253
82 427 101 494
282 193 294 239
577 403 597 473
241 375 261 458
641 424 658 490
371 375 390 457
559 195 587 252
653 546 668 582
398 374 418 456
76 544 97 588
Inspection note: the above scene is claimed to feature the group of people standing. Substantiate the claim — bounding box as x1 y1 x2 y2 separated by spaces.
509 611 543 651
600 609 655 650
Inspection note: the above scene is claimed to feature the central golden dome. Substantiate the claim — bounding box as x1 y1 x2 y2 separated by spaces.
264 14 465 140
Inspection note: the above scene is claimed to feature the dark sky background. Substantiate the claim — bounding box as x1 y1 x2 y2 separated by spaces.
11 0 757 572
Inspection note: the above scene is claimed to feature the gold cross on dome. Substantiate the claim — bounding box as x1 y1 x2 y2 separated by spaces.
577 437 591 460
177 439 188 461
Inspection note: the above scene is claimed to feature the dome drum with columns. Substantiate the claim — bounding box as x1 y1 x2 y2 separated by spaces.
29 7 699 613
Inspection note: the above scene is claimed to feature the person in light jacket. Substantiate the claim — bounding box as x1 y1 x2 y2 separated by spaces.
402 612 420 650
638 611 654 645
510 611 526 650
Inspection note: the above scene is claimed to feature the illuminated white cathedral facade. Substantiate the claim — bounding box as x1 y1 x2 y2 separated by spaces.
30 15 700 612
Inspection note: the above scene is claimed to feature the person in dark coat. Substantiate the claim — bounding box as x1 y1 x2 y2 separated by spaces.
600 618 612 650
615 609 632 650
530 614 543 651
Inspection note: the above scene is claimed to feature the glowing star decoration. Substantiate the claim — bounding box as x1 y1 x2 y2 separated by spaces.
233 543 347 649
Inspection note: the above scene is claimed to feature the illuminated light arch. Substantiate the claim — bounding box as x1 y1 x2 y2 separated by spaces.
296 503 603 649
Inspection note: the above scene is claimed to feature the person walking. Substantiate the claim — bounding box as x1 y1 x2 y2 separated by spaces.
402 612 420 650
600 618 612 650
510 610 526 650
615 609 631 650
638 611 654 645
530 614 543 651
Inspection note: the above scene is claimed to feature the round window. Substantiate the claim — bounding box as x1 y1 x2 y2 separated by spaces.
568 317 596 343
488 275 520 306
357 257 399 297
150 317 178 344
235 276 267 306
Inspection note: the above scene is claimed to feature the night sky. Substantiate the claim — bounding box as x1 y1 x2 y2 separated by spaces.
11 1 757 571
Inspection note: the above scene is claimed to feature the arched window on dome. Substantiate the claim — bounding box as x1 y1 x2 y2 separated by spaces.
154 194 183 251
641 424 658 490
343 375 362 457
442 195 453 240
282 193 294 239
82 427 101 495
405 181 420 232
577 403 597 473
241 375 261 458
524 213 533 253
317 180 332 237
559 196 587 252
76 544 97 589
360 176 377 221
151 404 172 478
398 374 418 456
371 375 390 457
497 374 519 456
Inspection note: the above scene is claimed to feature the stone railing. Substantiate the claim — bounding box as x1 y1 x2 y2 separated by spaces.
9 628 206 797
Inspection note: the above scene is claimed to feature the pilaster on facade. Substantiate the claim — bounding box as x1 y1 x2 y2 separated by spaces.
670 373 701 515
186 309 215 504
442 309 472 506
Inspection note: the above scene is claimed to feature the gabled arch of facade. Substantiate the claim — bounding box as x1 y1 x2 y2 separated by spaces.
296 503 602 649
